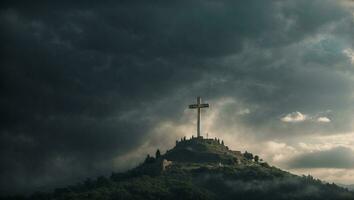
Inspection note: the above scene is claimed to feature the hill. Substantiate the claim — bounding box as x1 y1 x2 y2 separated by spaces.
4 137 354 200
338 184 354 191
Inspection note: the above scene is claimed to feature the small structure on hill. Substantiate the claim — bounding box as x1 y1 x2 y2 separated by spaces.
161 159 172 171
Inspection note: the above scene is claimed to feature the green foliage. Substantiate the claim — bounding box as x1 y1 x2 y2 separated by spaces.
155 149 161 159
243 151 253 160
144 154 155 164
4 138 354 200
254 155 259 163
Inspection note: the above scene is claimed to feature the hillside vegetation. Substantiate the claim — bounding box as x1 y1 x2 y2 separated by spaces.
5 137 354 200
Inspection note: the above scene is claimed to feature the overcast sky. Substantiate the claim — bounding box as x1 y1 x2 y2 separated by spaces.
1 0 354 195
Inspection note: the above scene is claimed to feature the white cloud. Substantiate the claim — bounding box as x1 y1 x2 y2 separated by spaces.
308 132 354 151
264 141 298 163
317 117 331 123
343 48 354 64
280 112 332 123
281 111 307 122
237 108 250 115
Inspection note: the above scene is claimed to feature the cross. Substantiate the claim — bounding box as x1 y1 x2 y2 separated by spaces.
188 97 209 138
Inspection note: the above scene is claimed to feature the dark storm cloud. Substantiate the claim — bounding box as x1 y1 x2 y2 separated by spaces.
288 147 354 169
0 0 353 195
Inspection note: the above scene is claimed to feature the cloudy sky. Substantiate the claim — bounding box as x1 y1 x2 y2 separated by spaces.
1 0 354 195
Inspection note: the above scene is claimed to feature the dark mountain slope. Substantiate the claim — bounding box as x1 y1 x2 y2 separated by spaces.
4 137 354 200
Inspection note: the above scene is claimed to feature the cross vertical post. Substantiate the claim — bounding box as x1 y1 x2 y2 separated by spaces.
197 97 201 137
188 97 209 138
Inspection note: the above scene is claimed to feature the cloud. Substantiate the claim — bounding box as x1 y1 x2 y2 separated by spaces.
0 0 354 195
280 112 332 123
317 117 331 123
343 48 354 64
281 112 308 122
288 146 354 169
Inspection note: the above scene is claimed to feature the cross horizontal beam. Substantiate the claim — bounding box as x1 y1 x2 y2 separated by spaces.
188 103 209 109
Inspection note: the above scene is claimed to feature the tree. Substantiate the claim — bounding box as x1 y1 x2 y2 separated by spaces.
155 149 161 159
221 140 224 145
96 176 110 187
84 178 94 189
254 155 259 163
144 154 155 163
243 151 253 160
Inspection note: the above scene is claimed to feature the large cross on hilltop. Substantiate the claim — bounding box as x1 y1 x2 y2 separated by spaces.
189 97 209 138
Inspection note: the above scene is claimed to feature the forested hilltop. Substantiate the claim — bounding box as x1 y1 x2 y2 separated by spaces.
4 137 354 200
